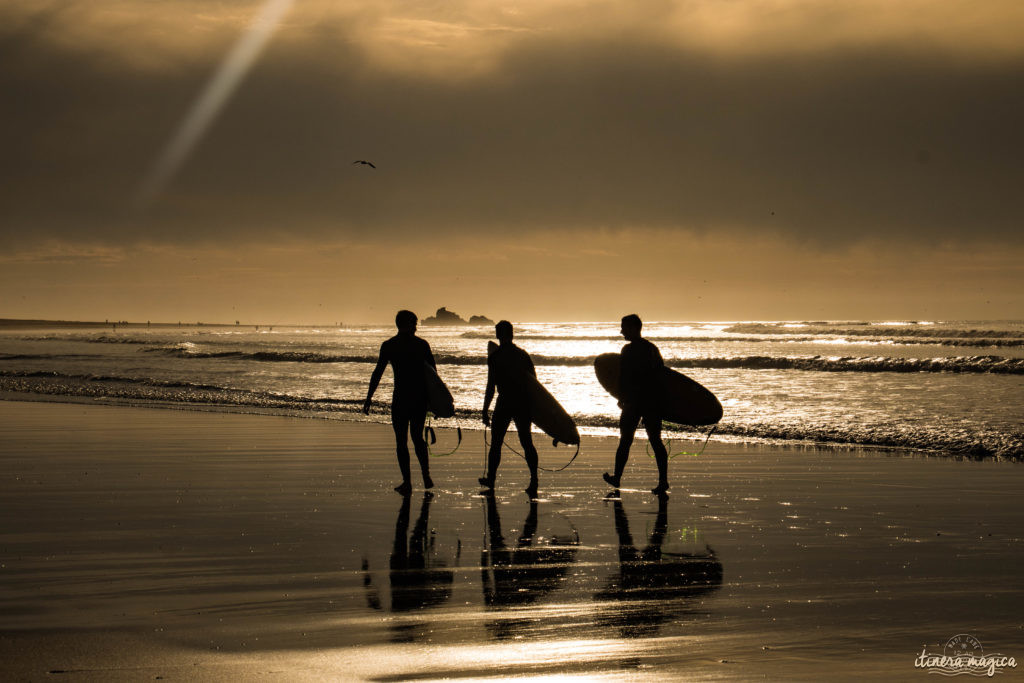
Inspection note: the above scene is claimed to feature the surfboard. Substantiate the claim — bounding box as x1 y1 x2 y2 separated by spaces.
424 363 456 418
594 352 722 426
489 342 580 445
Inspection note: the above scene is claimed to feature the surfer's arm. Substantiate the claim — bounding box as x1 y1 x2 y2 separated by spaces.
482 359 496 425
363 347 388 414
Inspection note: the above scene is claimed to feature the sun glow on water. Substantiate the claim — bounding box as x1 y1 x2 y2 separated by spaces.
3 320 1020 458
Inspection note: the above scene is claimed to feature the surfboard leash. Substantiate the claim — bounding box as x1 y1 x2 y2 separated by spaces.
538 442 581 473
645 424 717 460
483 426 582 473
424 413 463 457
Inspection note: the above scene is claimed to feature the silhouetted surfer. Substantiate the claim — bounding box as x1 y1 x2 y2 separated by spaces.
480 321 539 497
603 314 671 494
363 310 436 494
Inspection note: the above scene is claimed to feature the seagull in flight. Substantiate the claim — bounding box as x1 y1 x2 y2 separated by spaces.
353 160 376 168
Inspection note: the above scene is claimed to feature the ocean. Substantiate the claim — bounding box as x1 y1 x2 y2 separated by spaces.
1 320 1022 460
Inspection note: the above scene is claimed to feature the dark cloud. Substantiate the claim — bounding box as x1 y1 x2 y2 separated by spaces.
1 8 1023 249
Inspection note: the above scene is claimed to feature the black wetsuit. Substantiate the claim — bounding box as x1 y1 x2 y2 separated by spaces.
619 337 664 410
489 343 535 412
485 343 539 485
376 333 435 413
370 333 435 485
613 337 669 485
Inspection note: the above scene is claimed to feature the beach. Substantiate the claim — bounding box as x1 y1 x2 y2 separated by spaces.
2 398 1022 680
4 0 1023 677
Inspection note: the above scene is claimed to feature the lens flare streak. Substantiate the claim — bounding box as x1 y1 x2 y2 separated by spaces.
135 0 296 208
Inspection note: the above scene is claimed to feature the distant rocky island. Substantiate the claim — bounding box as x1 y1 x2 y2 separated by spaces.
421 307 494 326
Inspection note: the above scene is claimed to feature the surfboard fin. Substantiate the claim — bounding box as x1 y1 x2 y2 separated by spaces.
426 426 437 445
553 438 559 447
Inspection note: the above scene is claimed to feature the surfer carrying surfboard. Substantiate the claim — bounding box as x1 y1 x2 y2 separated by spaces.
480 321 540 497
603 314 671 495
363 310 437 495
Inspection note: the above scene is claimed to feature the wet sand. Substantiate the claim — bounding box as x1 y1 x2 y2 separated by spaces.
1 398 1023 681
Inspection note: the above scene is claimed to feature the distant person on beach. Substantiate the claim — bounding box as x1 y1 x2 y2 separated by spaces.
603 313 671 494
481 321 540 497
363 310 436 494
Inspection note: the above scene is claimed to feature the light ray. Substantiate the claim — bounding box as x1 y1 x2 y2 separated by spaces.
135 0 295 209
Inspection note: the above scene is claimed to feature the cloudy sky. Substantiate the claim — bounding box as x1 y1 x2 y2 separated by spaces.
1 0 1022 323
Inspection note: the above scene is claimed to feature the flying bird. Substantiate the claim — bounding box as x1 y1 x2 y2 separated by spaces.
353 160 376 168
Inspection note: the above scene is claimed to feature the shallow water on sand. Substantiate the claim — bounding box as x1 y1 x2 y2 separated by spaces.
2 401 1023 680
2 319 1023 459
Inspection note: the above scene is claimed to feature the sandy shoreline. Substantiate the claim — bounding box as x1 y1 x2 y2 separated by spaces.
2 398 1023 680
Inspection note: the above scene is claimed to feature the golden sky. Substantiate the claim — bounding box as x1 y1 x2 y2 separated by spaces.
1 0 1022 323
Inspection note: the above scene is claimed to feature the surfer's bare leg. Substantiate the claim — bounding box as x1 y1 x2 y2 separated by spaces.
513 412 539 494
483 407 511 487
391 409 413 491
409 408 433 489
609 406 642 486
644 413 669 494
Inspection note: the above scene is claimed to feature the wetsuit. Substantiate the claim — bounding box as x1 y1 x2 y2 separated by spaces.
484 342 539 487
619 337 664 410
613 337 669 485
370 333 435 485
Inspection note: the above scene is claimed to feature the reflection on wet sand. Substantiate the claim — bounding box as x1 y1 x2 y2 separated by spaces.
362 492 454 642
595 494 723 639
358 490 723 661
480 492 580 640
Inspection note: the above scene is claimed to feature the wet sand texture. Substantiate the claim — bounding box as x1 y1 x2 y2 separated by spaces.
2 400 1023 680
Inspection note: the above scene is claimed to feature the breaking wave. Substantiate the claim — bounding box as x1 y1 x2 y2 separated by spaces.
14 335 154 344
666 355 1024 374
1 370 1020 460
13 329 1024 349
724 322 1024 341
0 370 361 410
0 353 100 361
139 346 1024 374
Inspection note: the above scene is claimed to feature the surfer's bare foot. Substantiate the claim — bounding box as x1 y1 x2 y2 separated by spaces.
525 481 538 498
423 475 434 489
394 482 412 495
602 472 620 489
651 481 670 495
478 476 494 491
